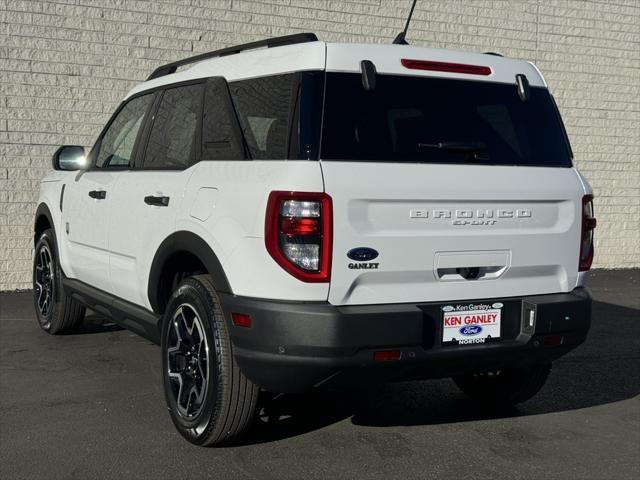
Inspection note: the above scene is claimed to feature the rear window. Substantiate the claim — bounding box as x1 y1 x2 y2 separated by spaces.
320 73 572 166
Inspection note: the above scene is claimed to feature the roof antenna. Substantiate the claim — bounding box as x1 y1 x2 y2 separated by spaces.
393 0 418 45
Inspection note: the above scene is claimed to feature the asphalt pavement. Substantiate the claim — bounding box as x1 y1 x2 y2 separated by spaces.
1 269 639 480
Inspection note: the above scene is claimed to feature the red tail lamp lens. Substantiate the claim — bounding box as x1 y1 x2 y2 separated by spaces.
401 59 492 76
373 350 401 362
280 217 321 236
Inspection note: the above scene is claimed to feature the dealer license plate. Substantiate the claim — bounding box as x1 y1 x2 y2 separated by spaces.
441 302 503 345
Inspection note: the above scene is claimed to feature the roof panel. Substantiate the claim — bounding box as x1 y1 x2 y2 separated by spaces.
125 40 546 100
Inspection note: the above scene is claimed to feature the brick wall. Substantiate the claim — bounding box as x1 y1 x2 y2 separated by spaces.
1 0 639 290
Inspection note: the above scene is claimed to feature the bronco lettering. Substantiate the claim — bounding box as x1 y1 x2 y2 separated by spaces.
410 208 532 222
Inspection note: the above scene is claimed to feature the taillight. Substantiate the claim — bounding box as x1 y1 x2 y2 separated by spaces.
265 191 332 282
579 194 596 272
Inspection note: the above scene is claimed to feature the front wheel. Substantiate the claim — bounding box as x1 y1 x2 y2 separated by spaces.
161 274 259 446
453 364 551 406
33 229 85 334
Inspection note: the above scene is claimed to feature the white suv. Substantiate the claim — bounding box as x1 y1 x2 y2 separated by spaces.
33 33 595 446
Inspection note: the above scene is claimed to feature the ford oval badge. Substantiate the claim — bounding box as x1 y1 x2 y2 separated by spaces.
347 247 379 262
459 325 482 336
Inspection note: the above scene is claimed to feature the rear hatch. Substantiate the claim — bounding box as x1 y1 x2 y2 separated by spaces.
319 70 584 306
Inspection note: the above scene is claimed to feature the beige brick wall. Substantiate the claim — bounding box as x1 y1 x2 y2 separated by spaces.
1 0 639 290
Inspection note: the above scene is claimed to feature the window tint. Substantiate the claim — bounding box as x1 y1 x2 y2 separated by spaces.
320 73 572 167
290 71 324 160
95 94 153 168
143 83 202 169
202 78 245 160
230 74 294 160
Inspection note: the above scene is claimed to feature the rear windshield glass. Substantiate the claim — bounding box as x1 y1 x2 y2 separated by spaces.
320 73 572 166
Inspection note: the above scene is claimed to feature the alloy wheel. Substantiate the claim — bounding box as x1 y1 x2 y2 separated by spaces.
34 244 54 318
166 304 210 419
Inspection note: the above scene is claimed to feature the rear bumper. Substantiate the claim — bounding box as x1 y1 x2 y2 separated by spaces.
220 288 591 393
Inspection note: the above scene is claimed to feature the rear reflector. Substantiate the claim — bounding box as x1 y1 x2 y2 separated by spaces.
373 350 401 362
232 313 252 328
401 59 492 76
543 335 564 347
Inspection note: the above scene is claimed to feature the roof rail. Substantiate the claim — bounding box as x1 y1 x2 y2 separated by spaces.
146 32 319 80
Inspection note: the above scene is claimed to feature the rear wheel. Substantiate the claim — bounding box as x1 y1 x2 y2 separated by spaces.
453 364 551 406
161 274 259 446
33 229 85 334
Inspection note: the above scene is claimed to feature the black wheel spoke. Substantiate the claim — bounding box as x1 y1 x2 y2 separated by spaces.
178 377 192 410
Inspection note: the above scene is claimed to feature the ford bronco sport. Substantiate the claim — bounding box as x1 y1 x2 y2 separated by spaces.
33 33 594 446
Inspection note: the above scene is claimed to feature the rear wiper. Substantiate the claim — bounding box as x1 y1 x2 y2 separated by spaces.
418 141 486 152
417 141 489 161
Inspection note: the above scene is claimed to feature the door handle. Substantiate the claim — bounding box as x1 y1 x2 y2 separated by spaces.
144 195 170 207
88 190 106 200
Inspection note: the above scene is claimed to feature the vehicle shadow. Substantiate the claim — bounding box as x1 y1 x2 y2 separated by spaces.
0 293 123 335
63 312 124 335
249 301 640 444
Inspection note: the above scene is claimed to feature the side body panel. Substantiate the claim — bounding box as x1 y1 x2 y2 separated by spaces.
107 169 195 307
61 171 122 292
177 160 328 302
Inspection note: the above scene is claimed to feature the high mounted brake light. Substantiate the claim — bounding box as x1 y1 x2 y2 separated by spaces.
265 191 332 282
401 59 492 76
579 194 596 272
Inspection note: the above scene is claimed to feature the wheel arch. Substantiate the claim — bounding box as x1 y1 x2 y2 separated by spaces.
148 231 232 314
34 202 55 245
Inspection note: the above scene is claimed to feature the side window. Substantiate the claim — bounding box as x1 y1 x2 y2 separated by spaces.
143 83 202 169
95 94 154 168
230 74 295 160
202 78 245 160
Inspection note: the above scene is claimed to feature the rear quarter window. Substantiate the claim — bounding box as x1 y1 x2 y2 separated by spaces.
229 74 295 160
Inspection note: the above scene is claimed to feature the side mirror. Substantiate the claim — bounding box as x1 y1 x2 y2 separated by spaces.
52 145 87 171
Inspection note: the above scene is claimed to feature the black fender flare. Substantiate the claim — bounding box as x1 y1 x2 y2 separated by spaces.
34 202 70 283
147 231 232 313
34 203 55 244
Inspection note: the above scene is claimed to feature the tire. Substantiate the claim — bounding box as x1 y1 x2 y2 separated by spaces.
161 274 259 446
453 363 551 406
33 229 85 334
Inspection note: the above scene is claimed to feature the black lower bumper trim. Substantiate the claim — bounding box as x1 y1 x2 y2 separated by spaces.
220 288 591 393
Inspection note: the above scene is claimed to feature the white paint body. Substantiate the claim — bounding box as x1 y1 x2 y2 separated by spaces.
323 162 588 306
38 40 592 311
